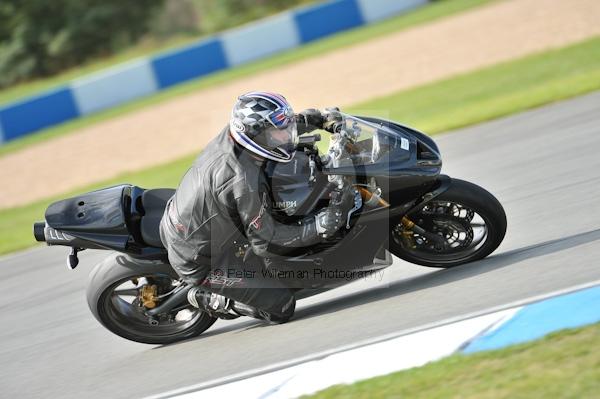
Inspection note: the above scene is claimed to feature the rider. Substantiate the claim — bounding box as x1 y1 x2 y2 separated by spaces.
159 91 346 323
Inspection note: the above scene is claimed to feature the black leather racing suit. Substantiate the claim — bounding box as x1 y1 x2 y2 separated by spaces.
159 127 320 318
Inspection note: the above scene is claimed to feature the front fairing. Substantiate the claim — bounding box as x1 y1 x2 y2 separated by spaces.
265 114 443 218
322 114 441 178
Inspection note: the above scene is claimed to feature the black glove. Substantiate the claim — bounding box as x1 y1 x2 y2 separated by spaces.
322 107 343 133
315 206 344 238
296 108 326 135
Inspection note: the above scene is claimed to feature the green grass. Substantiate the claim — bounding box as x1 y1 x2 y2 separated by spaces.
2 36 600 256
305 322 600 399
346 37 600 134
0 0 492 157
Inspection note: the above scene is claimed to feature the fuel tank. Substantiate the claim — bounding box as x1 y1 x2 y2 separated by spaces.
265 151 317 217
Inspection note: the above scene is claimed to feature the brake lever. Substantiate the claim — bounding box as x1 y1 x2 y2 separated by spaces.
346 188 363 229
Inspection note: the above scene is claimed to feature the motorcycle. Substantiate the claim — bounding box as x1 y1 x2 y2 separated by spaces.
33 113 507 344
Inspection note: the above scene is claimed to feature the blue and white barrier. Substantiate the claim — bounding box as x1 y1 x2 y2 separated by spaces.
357 0 428 23
0 87 79 143
0 116 5 143
221 13 301 67
293 0 364 43
146 282 600 399
151 38 228 89
0 0 429 145
71 59 159 115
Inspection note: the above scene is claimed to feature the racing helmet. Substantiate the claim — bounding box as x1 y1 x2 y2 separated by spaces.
229 91 298 162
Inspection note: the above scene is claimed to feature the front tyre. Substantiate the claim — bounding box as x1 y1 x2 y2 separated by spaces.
390 178 507 268
86 253 217 345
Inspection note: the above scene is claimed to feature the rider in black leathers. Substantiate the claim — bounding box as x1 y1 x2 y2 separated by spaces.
159 91 345 323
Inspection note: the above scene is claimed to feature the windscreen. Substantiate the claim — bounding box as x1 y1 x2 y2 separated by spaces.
331 113 410 165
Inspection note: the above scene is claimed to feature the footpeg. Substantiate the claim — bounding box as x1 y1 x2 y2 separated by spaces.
67 247 83 270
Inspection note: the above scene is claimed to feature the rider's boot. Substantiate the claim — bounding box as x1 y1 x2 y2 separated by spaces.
187 287 295 324
187 287 237 318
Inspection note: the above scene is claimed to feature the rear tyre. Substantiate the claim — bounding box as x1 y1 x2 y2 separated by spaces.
86 253 217 345
389 178 506 268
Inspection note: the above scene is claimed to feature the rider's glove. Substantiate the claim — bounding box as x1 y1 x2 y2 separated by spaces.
322 107 343 133
296 108 326 134
315 206 344 238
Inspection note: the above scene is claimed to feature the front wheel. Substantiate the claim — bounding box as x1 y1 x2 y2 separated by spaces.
86 253 217 345
389 178 507 268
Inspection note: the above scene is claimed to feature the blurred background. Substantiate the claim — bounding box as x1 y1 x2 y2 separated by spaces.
0 0 317 88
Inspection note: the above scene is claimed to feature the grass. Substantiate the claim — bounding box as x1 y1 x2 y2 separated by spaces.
346 37 600 134
1 37 600 256
305 322 600 399
0 0 493 157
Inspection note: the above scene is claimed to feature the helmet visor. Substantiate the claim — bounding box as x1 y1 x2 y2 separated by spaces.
264 122 298 152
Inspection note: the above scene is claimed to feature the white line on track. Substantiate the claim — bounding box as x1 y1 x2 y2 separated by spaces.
145 278 600 399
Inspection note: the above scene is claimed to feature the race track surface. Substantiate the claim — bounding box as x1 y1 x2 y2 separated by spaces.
1 92 599 398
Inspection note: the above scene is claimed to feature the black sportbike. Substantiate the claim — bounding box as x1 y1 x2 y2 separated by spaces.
33 113 506 344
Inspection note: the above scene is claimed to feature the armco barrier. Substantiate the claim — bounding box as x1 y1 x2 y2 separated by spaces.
71 59 159 115
357 0 429 23
0 87 79 142
221 12 301 66
151 38 228 89
0 117 5 143
0 0 429 144
294 0 364 43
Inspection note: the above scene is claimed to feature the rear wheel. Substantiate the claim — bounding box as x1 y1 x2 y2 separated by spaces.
87 253 217 344
389 179 506 268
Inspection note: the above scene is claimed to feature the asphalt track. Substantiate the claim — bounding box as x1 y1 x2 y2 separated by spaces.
1 92 600 398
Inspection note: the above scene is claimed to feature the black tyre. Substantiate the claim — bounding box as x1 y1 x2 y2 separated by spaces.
389 178 507 268
86 253 217 345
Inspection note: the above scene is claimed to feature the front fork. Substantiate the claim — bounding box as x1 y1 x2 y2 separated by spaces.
395 175 453 248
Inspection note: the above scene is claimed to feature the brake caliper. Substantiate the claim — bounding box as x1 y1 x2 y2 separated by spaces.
139 284 159 309
397 216 416 249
